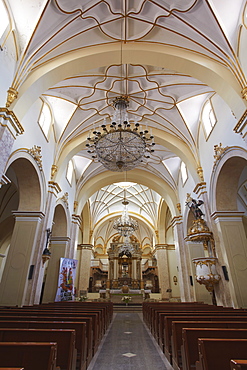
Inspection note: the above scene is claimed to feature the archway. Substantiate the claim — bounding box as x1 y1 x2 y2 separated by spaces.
0 157 43 306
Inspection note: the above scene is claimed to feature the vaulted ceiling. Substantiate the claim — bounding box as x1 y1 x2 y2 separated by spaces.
6 0 247 248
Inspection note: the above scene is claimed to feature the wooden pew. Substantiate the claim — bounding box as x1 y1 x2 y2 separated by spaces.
180 328 247 370
163 315 247 362
0 309 101 348
0 342 57 370
0 321 88 370
0 312 96 359
45 301 113 327
196 338 247 370
156 307 243 344
231 360 247 369
171 321 247 370
0 328 76 370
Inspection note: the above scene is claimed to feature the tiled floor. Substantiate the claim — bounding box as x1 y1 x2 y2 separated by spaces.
87 312 174 370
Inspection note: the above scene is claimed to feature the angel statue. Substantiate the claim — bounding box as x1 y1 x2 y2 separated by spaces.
186 194 204 219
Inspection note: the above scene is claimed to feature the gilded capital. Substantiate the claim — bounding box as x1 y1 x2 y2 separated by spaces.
74 201 78 213
6 87 18 108
51 164 58 180
197 166 204 182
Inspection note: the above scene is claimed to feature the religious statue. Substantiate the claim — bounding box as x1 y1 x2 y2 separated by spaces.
186 194 204 219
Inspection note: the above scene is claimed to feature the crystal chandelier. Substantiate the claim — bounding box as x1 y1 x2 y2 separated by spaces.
113 198 138 237
86 96 155 171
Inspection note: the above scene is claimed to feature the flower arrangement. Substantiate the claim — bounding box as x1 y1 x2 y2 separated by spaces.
76 295 87 301
122 296 132 304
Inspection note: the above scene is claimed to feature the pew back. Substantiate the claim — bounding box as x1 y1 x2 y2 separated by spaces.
197 338 247 370
0 342 57 370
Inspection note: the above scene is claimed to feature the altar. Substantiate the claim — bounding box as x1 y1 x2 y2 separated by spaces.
99 289 151 303
107 238 143 290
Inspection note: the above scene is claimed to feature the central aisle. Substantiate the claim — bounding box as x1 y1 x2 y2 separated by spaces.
88 312 174 370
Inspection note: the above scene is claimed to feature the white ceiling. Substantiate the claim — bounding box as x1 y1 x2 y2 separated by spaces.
6 0 246 248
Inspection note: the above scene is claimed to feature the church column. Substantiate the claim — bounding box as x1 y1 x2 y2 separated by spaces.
42 236 71 303
212 211 247 308
171 216 194 302
132 258 137 280
112 257 119 288
76 244 93 295
0 211 44 306
0 107 23 183
30 181 61 304
69 214 82 259
155 244 171 300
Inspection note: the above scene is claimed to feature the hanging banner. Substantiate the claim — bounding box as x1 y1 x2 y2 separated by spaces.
55 258 78 301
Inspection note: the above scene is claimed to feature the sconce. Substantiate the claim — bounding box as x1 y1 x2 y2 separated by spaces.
42 247 51 265
173 276 178 285
42 228 52 265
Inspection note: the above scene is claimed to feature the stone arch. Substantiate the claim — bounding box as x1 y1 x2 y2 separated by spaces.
54 127 199 185
76 169 178 218
52 203 69 237
210 147 247 213
12 43 246 121
5 150 46 213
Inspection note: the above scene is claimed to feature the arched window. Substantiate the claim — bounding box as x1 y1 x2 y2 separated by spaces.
0 1 9 43
38 100 52 138
202 100 217 138
66 160 74 185
180 161 188 185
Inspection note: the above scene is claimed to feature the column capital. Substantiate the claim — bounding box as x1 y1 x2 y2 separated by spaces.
154 244 168 252
12 211 45 222
193 182 207 197
72 214 82 226
0 107 24 137
77 244 93 251
48 181 61 196
211 211 245 223
171 215 183 227
154 244 175 252
50 236 71 244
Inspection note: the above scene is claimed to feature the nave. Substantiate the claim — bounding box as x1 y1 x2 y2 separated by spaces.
87 311 173 370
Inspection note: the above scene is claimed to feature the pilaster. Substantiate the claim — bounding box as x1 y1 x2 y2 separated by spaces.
0 108 24 183
171 216 194 302
0 211 44 306
212 211 247 308
76 244 93 294
42 236 71 303
69 214 82 259
154 244 170 300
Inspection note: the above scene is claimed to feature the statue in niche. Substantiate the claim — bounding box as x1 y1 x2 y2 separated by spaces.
186 193 204 219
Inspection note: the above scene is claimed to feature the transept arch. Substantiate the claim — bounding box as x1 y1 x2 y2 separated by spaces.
11 43 246 122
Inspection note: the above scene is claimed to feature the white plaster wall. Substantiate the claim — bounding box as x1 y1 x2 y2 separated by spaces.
168 249 180 298
0 33 16 106
198 94 245 191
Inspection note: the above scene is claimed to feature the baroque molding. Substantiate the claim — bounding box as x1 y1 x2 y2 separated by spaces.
0 107 24 136
6 87 18 108
27 145 43 171
61 192 69 209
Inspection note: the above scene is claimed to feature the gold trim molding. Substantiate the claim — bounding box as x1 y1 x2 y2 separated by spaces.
234 109 247 137
0 107 24 136
6 87 18 108
77 244 93 251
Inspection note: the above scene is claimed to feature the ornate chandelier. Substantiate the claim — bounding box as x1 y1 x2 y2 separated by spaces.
113 199 138 237
86 96 155 171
